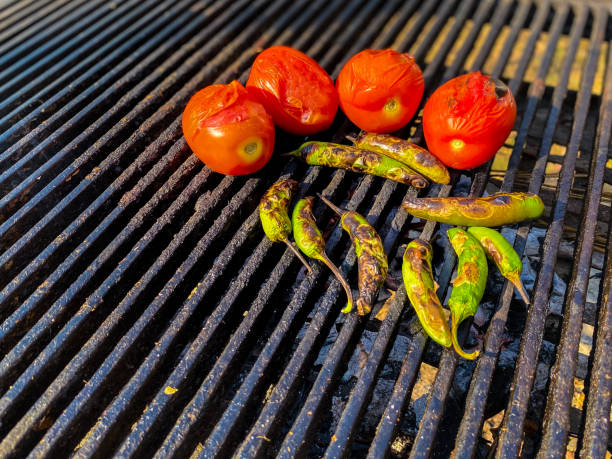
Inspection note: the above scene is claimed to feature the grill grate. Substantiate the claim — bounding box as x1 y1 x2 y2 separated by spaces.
0 1 610 458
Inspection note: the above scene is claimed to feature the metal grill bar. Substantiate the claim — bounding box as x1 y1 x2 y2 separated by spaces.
453 5 588 456
210 0 450 455
406 6 553 457
496 8 608 456
581 211 612 457
166 1 417 455
322 1 494 457
0 0 304 452
22 2 350 456
0 0 166 133
0 1 610 457
0 0 95 66
362 2 535 457
0 0 70 43
0 0 204 199
0 0 254 328
0 0 268 373
539 19 612 456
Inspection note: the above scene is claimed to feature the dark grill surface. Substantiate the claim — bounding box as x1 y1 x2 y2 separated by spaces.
0 1 611 457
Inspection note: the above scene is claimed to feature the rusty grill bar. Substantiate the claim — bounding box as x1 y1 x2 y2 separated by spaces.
0 1 610 457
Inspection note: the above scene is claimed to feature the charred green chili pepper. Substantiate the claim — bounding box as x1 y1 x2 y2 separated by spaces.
402 192 544 227
319 194 388 316
259 179 313 273
467 227 530 304
287 141 428 189
402 239 452 347
292 197 354 312
349 132 450 184
447 228 488 360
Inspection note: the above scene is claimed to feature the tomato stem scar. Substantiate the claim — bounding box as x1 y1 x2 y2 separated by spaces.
244 142 258 154
384 98 398 113
450 139 465 149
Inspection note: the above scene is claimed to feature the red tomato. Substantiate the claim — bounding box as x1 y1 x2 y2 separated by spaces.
246 46 338 135
182 80 275 176
335 49 424 133
423 71 516 170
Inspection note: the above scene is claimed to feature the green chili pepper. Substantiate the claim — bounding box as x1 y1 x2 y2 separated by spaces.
319 194 388 316
447 228 488 360
259 179 313 274
292 197 354 312
402 239 452 347
349 132 450 184
286 141 428 189
402 192 544 227
467 227 530 304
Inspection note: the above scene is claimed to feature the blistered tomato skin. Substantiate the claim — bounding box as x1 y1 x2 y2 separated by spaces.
246 46 338 135
336 49 424 133
423 71 516 170
182 80 275 176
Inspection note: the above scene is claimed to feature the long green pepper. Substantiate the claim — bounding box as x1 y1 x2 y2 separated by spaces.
292 197 354 312
447 228 488 360
319 194 388 316
349 132 450 184
467 227 530 304
402 239 452 347
287 141 428 188
402 192 545 227
259 179 313 273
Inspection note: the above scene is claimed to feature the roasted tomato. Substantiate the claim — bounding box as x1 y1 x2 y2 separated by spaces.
423 71 516 170
182 80 275 175
336 49 424 133
246 46 338 135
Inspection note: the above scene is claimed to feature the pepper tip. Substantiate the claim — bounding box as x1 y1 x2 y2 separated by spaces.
512 278 531 305
451 312 479 360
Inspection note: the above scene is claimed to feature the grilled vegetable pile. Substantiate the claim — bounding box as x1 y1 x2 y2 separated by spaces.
402 222 539 360
184 44 545 361
260 181 387 317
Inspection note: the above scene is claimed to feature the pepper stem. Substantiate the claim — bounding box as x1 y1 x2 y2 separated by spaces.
510 276 531 305
318 194 344 216
280 149 300 158
284 240 313 274
451 311 479 360
345 135 357 143
320 254 353 314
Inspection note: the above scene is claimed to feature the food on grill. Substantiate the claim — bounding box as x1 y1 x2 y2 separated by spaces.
467 227 530 304
348 132 450 184
287 141 428 188
336 49 424 133
182 80 275 175
423 71 516 169
319 195 388 316
292 197 353 312
447 228 488 360
246 46 338 135
402 239 452 347
402 192 545 227
259 180 312 273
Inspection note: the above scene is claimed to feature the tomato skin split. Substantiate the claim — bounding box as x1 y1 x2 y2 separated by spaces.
423 71 516 170
182 80 275 176
336 49 424 133
246 46 338 135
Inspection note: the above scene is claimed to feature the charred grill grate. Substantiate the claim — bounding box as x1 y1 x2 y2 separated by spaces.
0 0 611 457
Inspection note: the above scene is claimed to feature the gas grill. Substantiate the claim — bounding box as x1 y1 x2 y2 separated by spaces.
0 0 611 457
